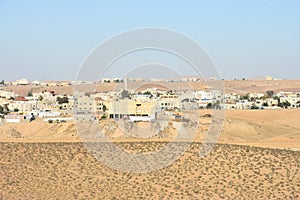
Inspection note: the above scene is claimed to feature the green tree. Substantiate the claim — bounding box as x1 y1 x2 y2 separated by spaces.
143 91 151 95
282 101 291 108
102 104 107 112
251 104 259 109
260 96 267 100
273 96 280 101
0 105 9 114
206 103 213 109
0 105 4 114
14 108 19 112
57 96 69 104
266 90 274 97
240 93 250 100
278 101 291 108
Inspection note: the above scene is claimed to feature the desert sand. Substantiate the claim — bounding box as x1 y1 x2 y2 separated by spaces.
1 109 299 149
3 79 300 96
0 95 300 199
0 142 299 199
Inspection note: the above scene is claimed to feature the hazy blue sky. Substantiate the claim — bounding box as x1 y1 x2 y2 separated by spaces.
0 0 299 81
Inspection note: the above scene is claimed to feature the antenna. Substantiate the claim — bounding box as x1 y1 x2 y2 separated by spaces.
124 77 128 90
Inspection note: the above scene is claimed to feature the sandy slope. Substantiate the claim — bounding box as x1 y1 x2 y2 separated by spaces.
220 109 300 149
3 79 300 96
0 109 299 199
0 142 299 199
0 119 79 142
0 109 299 149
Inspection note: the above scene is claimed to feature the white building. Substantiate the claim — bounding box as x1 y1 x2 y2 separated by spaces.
280 96 300 107
31 80 41 86
0 90 15 99
13 78 29 85
5 115 22 123
249 93 265 99
38 109 60 118
156 95 180 111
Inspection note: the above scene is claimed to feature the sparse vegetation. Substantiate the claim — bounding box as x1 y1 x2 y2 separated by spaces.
0 143 298 199
278 101 291 108
266 90 274 97
57 96 69 104
38 95 43 101
240 93 250 100
0 105 4 114
0 104 9 115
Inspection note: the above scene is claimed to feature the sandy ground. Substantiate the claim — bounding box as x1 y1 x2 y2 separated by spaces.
224 79 300 94
0 142 299 199
0 108 299 199
219 109 300 149
3 79 300 96
1 109 299 150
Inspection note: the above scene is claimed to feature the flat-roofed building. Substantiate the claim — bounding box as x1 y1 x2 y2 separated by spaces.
107 99 156 120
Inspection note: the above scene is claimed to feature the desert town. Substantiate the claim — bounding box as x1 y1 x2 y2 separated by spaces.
1 78 299 199
1 1 300 199
0 78 299 124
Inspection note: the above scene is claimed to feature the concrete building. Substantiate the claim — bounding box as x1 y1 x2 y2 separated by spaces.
7 96 36 114
31 81 41 86
38 109 60 118
5 114 22 123
280 95 300 107
33 91 56 101
74 93 95 114
107 99 156 120
157 95 180 111
13 78 29 86
0 90 15 99
249 93 265 99
58 99 74 116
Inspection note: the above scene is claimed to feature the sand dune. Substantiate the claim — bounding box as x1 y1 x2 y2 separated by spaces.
220 109 300 149
0 109 299 150
0 109 299 199
0 142 298 199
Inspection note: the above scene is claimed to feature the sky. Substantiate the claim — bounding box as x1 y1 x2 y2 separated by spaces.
0 0 300 81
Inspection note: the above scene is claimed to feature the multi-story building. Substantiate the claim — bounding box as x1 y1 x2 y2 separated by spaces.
7 96 36 114
156 95 180 112
0 89 15 99
106 99 156 120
